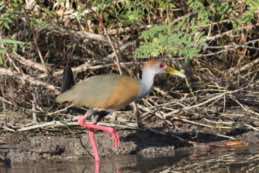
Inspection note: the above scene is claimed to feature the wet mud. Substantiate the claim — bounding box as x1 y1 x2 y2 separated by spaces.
0 126 258 167
0 129 183 163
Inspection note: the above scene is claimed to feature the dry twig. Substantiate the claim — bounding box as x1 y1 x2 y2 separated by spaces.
0 67 59 94
104 27 122 74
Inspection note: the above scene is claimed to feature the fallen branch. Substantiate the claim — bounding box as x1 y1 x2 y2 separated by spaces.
183 93 225 111
231 57 259 75
17 120 138 132
0 96 13 105
1 125 16 132
12 53 48 73
0 68 59 94
229 95 259 117
207 23 257 41
38 41 136 78
47 104 74 116
40 26 109 43
181 89 243 111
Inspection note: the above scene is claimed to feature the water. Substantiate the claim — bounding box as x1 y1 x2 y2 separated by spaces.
1 146 259 173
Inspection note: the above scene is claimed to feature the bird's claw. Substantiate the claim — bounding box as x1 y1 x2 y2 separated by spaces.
75 115 121 149
110 129 121 148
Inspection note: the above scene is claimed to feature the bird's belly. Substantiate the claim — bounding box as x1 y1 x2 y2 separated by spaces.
94 97 134 110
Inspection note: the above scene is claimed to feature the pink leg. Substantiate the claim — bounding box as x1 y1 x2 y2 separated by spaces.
75 114 120 161
78 117 120 148
95 158 100 173
88 129 100 162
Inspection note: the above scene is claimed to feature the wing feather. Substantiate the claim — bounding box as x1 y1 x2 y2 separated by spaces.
56 74 141 110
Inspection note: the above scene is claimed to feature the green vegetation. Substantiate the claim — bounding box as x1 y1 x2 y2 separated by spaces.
0 39 25 65
0 0 259 147
136 0 259 59
0 0 24 31
240 0 259 24
1 0 257 60
135 23 206 59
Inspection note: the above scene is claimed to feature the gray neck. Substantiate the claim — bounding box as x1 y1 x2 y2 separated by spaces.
138 69 156 98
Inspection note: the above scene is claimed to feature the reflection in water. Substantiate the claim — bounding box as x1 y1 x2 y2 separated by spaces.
1 146 259 173
0 154 185 173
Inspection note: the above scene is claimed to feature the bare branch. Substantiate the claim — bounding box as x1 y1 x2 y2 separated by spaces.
0 68 59 94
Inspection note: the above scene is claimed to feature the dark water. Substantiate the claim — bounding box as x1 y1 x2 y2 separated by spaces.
1 146 259 173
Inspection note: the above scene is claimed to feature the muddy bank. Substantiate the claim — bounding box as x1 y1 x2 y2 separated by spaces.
0 125 258 166
0 131 259 173
0 129 182 163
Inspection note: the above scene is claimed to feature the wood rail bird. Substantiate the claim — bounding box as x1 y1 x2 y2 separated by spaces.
56 59 185 162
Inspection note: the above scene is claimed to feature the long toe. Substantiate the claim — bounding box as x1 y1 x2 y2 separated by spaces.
110 128 121 148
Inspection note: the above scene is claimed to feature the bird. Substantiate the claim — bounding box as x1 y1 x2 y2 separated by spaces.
56 59 186 162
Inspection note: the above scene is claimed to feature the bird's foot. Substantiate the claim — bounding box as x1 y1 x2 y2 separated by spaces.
88 130 100 162
75 116 121 148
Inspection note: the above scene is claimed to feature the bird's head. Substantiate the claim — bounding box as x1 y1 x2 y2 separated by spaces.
143 59 186 78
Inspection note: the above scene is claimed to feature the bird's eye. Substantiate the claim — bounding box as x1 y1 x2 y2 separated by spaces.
159 63 165 68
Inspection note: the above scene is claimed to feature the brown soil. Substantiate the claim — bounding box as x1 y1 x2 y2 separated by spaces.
0 122 258 167
0 129 181 163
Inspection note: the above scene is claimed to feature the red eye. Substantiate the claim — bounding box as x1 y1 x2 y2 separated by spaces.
160 63 165 68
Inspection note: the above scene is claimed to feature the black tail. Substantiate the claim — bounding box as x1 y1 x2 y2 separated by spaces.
61 64 75 92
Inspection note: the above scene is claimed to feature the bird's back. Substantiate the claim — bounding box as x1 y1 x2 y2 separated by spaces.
56 74 141 110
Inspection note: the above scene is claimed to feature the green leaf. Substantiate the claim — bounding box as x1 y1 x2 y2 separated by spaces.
135 20 206 60
0 48 6 65
0 39 24 45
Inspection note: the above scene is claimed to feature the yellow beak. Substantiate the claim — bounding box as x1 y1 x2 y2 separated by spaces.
166 66 186 78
